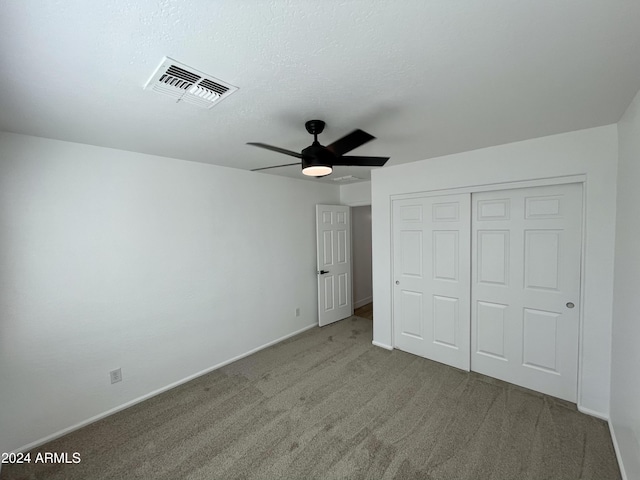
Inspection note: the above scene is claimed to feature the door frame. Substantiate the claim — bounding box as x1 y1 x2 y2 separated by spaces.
340 199 373 316
389 174 587 401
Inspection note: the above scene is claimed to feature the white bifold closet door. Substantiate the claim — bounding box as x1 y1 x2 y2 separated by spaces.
471 183 582 402
392 194 471 371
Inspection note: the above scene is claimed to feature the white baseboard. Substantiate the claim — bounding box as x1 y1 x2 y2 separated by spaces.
372 340 393 350
13 323 317 454
608 420 628 480
577 405 609 421
608 420 640 480
354 296 373 309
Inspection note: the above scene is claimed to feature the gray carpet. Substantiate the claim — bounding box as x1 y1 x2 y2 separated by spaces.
2 316 621 480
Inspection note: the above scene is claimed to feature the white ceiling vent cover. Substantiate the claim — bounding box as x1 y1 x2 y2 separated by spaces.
331 175 363 183
144 57 238 109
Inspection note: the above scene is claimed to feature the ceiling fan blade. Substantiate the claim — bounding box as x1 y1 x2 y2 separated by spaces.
326 129 375 156
332 156 389 167
247 142 303 159
251 162 301 172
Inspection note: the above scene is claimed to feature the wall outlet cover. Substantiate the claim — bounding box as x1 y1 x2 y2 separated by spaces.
110 368 122 384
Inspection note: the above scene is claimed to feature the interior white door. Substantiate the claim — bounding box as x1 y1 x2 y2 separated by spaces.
471 183 583 402
392 194 471 370
316 205 353 326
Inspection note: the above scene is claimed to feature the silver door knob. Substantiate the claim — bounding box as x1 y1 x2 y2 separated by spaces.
566 302 575 309
395 280 400 285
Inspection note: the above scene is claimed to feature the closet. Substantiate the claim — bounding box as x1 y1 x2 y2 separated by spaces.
392 183 582 402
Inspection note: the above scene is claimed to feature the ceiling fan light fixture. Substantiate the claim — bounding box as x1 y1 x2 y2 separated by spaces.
301 154 333 176
302 165 333 177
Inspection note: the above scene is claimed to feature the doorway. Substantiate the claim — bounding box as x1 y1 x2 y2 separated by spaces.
352 205 373 319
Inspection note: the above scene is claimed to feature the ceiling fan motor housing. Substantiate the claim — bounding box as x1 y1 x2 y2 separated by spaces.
302 143 335 169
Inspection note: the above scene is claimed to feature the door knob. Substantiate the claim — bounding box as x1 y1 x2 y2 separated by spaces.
318 270 330 275
566 302 575 309
395 280 400 285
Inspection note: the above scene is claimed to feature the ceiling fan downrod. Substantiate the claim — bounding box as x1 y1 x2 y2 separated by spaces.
305 119 325 144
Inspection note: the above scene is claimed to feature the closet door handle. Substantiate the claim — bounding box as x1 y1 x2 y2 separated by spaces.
566 302 575 309
395 280 400 285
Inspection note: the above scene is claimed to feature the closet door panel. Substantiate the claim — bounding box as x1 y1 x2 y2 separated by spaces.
471 183 583 402
392 194 471 371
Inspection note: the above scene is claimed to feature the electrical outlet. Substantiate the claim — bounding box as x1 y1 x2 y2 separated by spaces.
295 307 300 317
110 368 122 384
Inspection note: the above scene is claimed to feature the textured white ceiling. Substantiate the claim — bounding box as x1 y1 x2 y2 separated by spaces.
1 1 639 183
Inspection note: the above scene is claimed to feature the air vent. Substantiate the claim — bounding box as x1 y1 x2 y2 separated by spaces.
144 57 238 109
331 175 364 183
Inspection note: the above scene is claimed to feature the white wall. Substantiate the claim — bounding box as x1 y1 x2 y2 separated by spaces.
340 181 371 206
0 132 340 453
351 206 372 309
371 125 618 417
611 88 640 479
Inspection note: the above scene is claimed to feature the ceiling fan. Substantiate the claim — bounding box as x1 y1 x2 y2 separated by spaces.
247 120 389 177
